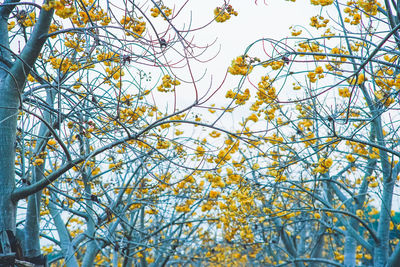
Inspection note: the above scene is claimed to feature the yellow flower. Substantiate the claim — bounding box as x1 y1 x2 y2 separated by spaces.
348 73 365 85
252 163 260 170
310 0 334 6
247 113 258 122
314 158 332 174
291 29 302 36
150 5 171 19
339 87 351 98
307 72 317 83
214 6 238 23
228 56 253 75
370 181 379 188
33 158 44 166
324 158 333 168
150 7 160 17
40 210 50 216
209 130 221 138
209 190 220 198
293 84 301 90
157 75 180 92
42 245 54 254
195 146 205 157
56 6 76 19
315 66 324 74
356 209 364 217
47 139 57 146
7 21 16 31
346 154 356 162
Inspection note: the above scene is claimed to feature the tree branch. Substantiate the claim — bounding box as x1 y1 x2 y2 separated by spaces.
8 6 54 90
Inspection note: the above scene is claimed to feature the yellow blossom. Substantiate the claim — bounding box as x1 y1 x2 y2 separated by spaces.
228 56 253 75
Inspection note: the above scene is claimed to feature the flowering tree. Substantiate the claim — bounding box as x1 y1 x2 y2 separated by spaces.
0 0 242 265
4 0 400 266
192 0 400 266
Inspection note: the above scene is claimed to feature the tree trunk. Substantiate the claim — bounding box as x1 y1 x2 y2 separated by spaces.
48 201 79 267
374 180 395 267
343 234 356 267
0 67 19 233
23 87 56 258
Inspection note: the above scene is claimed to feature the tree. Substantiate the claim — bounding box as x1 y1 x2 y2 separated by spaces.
0 0 241 265
195 0 400 266
6 0 400 266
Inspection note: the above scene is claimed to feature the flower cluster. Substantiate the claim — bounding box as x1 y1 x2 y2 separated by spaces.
117 106 147 125
348 73 365 85
339 87 351 98
150 5 172 18
297 42 325 60
310 16 329 29
108 160 124 172
7 21 16 31
64 36 85 52
48 23 61 38
97 51 120 66
357 0 379 16
343 6 361 25
291 29 302 36
263 60 284 70
256 76 276 104
19 12 36 27
374 90 395 107
310 0 334 6
314 158 333 174
43 1 76 19
49 56 80 72
120 16 146 37
214 5 238 23
225 89 250 105
157 75 181 92
228 56 253 75
307 66 324 83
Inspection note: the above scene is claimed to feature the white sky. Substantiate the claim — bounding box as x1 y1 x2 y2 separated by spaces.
202 1 318 62
156 0 322 108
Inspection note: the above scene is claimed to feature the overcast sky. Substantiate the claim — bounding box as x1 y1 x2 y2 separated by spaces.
160 1 320 107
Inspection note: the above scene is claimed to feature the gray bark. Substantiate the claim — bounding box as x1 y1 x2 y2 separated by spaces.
0 67 18 232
